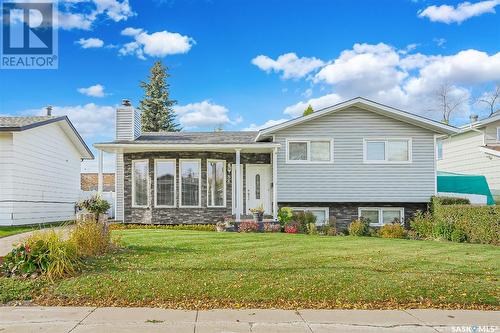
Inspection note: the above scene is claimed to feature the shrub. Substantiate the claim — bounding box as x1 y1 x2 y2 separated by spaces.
77 194 111 220
318 225 336 236
432 195 470 206
433 220 455 241
379 223 406 239
277 207 293 226
348 219 369 236
292 212 307 233
410 211 434 239
70 220 111 257
239 220 259 233
263 222 281 232
284 222 299 234
451 228 467 243
109 224 216 232
1 243 46 277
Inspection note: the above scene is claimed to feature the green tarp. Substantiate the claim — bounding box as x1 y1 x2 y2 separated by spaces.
437 171 495 205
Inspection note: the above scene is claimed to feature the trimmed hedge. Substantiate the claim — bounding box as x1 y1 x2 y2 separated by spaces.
411 196 499 245
431 196 470 206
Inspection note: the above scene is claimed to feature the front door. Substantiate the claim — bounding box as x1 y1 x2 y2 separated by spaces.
246 164 272 215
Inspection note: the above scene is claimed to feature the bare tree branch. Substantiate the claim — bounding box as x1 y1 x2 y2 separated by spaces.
435 82 468 124
477 84 500 117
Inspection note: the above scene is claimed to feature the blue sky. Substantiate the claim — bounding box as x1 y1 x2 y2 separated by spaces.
1 0 499 171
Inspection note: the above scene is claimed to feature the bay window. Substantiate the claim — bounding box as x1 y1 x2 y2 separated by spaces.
207 160 225 207
364 138 411 163
180 160 201 207
132 160 149 207
155 159 175 207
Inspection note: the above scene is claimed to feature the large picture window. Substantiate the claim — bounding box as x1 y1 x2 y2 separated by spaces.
132 160 149 207
287 139 333 163
180 160 201 207
358 207 404 226
155 159 175 207
364 138 411 163
207 160 226 207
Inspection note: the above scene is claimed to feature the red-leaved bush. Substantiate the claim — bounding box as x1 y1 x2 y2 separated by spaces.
239 220 259 232
263 222 281 233
284 222 299 234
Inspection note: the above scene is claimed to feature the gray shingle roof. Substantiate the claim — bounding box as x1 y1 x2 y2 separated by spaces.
115 131 260 144
0 116 61 130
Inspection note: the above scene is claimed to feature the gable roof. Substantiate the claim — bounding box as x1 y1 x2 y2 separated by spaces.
256 97 458 141
0 115 94 159
459 112 500 131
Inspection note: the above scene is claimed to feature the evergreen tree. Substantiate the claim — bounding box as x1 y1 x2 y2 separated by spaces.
303 104 314 116
139 61 181 132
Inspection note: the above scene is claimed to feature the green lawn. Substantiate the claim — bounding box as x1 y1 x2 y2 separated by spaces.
1 230 499 309
0 226 33 238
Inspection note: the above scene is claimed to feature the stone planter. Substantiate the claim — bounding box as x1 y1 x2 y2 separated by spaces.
252 212 264 222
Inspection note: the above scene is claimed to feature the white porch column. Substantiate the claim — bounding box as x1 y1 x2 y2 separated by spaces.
235 149 242 222
272 147 278 221
97 149 104 193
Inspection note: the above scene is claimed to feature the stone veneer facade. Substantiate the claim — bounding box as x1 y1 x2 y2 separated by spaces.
123 151 270 225
278 202 428 230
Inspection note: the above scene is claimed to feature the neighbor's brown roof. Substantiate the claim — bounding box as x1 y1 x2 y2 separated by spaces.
81 173 115 192
482 145 500 152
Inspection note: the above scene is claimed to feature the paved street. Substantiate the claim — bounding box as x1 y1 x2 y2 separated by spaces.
0 307 498 332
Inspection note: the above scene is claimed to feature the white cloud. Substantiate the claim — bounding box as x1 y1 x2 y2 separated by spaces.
57 0 135 30
174 100 237 129
78 84 106 97
274 43 500 122
284 93 343 117
119 28 195 59
418 0 500 24
76 37 104 48
434 38 447 47
24 103 115 139
243 119 289 131
251 53 324 79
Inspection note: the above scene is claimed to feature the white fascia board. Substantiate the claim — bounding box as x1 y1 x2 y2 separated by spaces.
93 142 280 153
479 146 500 157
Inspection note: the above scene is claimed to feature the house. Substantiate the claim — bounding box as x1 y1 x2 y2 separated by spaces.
437 111 500 203
94 97 457 229
0 114 94 226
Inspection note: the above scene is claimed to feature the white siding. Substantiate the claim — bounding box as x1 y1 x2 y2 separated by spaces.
116 106 141 141
484 120 500 145
0 133 14 224
0 123 82 225
274 106 436 203
115 152 124 221
438 130 500 194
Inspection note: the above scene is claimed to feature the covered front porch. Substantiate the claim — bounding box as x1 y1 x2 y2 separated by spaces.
94 142 280 224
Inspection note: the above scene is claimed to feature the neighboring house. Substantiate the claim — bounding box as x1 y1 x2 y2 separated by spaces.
94 97 457 230
81 173 115 192
437 111 500 202
0 115 93 226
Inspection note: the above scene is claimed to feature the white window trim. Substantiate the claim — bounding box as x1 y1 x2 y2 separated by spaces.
290 207 330 226
436 139 443 161
286 138 334 164
496 127 500 142
154 159 176 208
131 159 150 208
363 137 412 164
206 159 226 208
358 207 405 227
179 159 202 208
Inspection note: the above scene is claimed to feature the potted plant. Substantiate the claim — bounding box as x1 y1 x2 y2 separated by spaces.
250 204 265 222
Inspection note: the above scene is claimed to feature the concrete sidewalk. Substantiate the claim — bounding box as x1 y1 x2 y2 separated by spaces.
0 227 71 256
0 307 498 333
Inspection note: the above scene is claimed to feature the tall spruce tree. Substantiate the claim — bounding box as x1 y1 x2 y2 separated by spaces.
139 61 181 132
303 104 314 116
